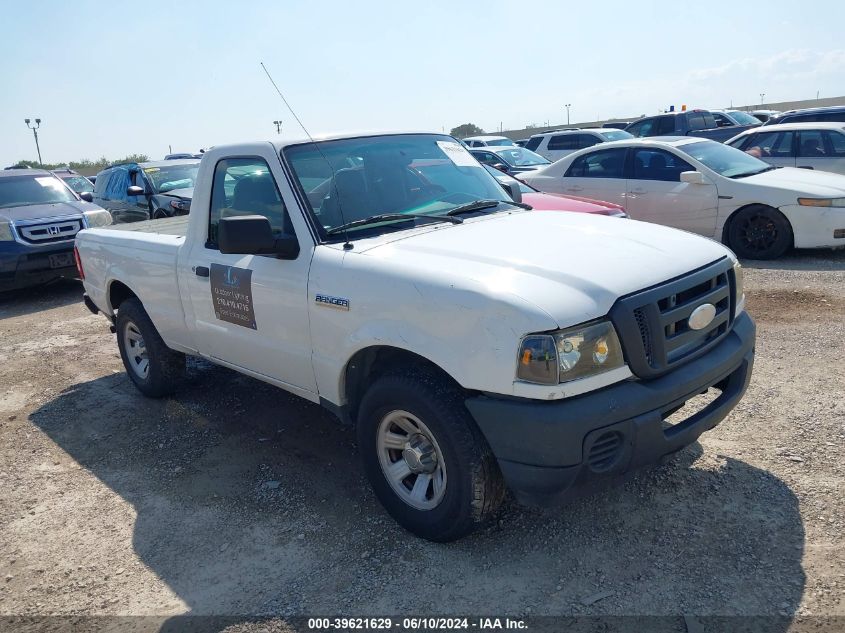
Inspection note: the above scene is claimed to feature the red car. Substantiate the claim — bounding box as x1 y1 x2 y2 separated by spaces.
486 165 627 217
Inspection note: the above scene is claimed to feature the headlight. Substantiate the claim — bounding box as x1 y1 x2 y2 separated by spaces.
83 209 112 228
517 320 625 385
733 259 745 316
0 220 13 242
797 197 845 207
170 198 191 212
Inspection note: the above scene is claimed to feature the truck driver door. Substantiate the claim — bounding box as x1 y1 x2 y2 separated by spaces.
182 153 318 398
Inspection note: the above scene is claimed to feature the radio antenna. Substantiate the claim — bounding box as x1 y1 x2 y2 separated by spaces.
260 62 351 248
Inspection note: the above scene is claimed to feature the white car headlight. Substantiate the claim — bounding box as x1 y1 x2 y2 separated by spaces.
83 209 112 228
797 197 845 207
517 320 625 385
0 220 14 242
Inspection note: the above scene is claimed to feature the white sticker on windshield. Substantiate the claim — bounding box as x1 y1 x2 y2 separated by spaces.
437 141 479 167
34 177 63 189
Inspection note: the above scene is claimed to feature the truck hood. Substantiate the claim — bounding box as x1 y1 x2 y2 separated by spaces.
358 211 730 327
0 201 90 223
738 166 845 197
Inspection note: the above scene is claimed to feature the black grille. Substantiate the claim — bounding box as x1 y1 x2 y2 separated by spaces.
587 431 623 472
610 258 735 379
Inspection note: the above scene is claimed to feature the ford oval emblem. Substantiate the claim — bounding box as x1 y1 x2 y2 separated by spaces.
688 303 717 331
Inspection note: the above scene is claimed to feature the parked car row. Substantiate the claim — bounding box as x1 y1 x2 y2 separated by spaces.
517 136 845 259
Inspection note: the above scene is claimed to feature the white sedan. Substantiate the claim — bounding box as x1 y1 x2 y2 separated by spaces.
725 122 845 176
519 137 845 259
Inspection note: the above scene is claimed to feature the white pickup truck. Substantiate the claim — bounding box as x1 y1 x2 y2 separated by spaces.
75 132 755 541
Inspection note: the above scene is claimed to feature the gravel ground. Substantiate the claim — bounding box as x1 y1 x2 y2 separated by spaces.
0 249 843 632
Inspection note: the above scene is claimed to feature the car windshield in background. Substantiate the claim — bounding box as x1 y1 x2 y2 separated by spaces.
727 110 763 126
62 176 94 193
486 139 517 146
599 130 634 141
0 175 79 209
143 163 200 193
284 134 514 237
681 141 773 178
493 148 550 166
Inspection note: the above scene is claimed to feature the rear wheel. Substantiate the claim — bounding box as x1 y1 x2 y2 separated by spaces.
357 368 505 541
116 298 184 397
726 205 792 260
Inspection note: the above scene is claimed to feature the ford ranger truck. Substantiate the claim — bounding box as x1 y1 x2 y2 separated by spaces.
1 169 111 292
75 133 755 542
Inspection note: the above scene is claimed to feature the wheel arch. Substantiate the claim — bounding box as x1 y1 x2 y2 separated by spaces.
107 279 140 315
341 345 465 426
721 202 794 248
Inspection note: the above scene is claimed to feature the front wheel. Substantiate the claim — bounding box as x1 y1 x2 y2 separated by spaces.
726 205 792 260
116 298 184 397
357 368 505 541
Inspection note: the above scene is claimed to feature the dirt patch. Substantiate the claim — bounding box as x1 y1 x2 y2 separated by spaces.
0 260 843 624
746 288 845 324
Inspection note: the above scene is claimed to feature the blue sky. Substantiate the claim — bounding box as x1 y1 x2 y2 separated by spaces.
2 0 844 166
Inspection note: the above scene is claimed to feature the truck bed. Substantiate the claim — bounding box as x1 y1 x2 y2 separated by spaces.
107 216 189 237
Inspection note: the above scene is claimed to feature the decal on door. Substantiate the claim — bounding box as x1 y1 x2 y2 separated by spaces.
209 264 257 329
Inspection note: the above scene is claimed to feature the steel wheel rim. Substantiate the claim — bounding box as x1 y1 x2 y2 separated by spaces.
739 213 778 252
376 410 447 510
123 321 149 379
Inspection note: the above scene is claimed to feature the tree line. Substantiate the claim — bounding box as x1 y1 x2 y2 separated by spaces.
10 154 151 172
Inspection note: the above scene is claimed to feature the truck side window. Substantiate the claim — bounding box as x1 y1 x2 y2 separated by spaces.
207 157 296 249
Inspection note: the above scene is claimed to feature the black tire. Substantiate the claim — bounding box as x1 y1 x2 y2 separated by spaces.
151 208 167 220
356 367 505 541
116 297 184 398
726 205 793 260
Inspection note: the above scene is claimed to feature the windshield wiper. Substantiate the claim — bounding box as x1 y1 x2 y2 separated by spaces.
730 165 778 179
445 199 503 216
326 213 462 236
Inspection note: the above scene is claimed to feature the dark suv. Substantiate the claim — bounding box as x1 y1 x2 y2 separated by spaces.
0 170 111 292
762 106 845 126
93 159 200 223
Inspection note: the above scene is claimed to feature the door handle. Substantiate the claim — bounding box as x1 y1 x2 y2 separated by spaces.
194 266 210 278
566 185 583 192
630 188 647 194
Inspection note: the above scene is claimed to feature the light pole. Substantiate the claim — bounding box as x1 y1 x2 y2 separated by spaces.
24 118 43 167
565 104 571 126
759 93 765 105
273 120 282 134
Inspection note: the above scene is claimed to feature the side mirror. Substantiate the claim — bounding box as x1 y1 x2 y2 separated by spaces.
218 215 300 260
501 180 523 204
680 171 707 185
127 185 146 197
79 191 94 202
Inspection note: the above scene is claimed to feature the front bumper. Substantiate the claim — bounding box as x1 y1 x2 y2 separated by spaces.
779 204 845 248
465 312 755 506
0 241 77 292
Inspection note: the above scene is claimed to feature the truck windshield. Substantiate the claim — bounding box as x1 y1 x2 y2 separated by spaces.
143 163 200 193
0 175 78 209
681 141 773 178
726 110 763 126
284 134 514 238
